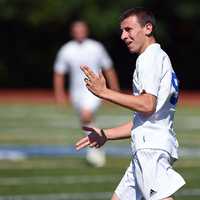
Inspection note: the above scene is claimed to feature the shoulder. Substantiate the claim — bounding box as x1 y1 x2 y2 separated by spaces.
56 41 77 58
139 44 168 63
137 44 170 74
60 41 76 51
145 43 163 56
85 38 105 49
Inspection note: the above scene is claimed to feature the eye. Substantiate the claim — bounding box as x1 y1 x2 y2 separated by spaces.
124 27 132 32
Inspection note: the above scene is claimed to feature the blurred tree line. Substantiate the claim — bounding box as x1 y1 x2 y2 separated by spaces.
0 0 199 90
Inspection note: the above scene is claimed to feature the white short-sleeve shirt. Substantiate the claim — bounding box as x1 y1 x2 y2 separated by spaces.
131 43 179 159
54 38 113 94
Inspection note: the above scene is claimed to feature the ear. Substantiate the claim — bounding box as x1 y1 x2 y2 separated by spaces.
144 22 153 36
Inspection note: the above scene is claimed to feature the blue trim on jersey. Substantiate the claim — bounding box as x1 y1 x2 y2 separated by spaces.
170 72 179 105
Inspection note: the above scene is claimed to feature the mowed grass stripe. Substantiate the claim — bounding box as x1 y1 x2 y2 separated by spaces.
0 174 199 187
0 189 199 200
0 192 112 200
0 104 200 200
1 114 200 130
0 175 118 186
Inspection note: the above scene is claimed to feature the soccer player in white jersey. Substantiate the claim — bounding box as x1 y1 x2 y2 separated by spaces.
53 20 119 167
75 8 185 200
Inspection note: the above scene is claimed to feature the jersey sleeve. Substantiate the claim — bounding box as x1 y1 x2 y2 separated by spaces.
98 44 113 70
138 50 163 97
53 47 69 74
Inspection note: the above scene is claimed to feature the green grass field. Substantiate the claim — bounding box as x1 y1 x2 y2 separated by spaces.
0 102 200 199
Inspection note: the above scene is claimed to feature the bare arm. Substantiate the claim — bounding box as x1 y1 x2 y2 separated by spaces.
101 89 156 115
81 65 156 115
104 121 132 140
103 68 120 91
53 72 67 104
75 121 132 150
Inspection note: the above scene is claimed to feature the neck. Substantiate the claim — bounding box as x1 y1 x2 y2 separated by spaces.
139 37 156 54
74 38 87 43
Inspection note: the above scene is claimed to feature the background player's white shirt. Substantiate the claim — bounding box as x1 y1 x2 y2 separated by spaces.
54 38 113 96
131 43 179 159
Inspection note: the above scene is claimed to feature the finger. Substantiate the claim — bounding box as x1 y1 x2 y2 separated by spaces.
80 65 97 79
76 136 89 145
82 126 94 132
82 126 100 136
76 140 90 150
80 64 89 71
80 65 91 73
86 68 97 79
99 72 105 80
95 143 100 148
84 78 92 86
84 78 89 83
80 66 90 78
89 141 97 148
80 65 90 75
75 137 90 150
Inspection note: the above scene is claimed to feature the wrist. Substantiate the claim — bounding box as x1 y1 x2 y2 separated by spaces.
100 88 110 99
100 129 108 141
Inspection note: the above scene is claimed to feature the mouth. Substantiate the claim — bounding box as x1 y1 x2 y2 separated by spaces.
126 41 133 48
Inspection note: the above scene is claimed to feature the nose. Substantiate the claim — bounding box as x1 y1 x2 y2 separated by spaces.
121 30 128 41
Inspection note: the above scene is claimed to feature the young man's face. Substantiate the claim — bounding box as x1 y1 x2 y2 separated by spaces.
120 15 151 54
71 22 89 42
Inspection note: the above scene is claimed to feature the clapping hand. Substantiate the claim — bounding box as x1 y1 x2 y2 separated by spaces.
80 65 107 98
75 126 107 150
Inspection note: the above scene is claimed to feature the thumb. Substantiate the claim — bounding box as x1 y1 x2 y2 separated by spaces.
82 126 95 132
82 126 100 134
99 72 105 81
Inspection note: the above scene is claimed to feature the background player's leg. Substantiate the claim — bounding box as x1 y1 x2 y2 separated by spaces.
111 193 120 200
80 108 106 167
80 108 94 126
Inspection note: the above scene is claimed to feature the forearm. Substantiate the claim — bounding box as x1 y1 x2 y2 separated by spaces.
104 121 133 140
101 89 155 113
54 73 65 95
104 68 120 91
75 121 133 150
53 73 67 104
81 65 155 114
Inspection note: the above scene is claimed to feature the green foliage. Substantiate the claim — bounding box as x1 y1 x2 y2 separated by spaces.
173 0 200 19
0 0 147 35
0 0 200 35
0 0 80 24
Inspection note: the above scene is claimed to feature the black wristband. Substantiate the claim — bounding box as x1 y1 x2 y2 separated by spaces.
100 129 107 140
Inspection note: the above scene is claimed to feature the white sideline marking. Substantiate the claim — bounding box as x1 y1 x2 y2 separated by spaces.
0 175 118 186
0 189 199 200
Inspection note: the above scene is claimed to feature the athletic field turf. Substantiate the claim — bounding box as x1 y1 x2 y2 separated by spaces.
0 101 200 200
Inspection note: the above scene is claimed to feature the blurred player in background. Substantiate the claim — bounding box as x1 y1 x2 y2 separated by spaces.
53 20 119 167
76 8 185 200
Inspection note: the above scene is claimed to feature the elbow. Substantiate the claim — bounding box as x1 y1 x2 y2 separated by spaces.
137 93 157 116
140 102 156 116
144 105 156 115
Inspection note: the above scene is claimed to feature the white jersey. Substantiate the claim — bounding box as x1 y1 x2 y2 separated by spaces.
131 43 179 159
54 38 113 95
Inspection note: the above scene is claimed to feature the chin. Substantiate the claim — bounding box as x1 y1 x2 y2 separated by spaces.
129 48 137 54
130 45 142 54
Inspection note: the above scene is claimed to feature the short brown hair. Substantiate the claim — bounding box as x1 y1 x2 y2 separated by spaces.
120 7 156 35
